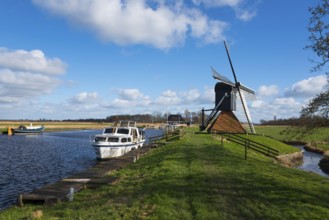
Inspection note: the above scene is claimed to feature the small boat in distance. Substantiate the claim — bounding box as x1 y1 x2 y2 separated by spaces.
92 121 145 159
14 123 45 134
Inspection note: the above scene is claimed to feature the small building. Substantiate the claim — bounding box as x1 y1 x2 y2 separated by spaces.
167 114 185 125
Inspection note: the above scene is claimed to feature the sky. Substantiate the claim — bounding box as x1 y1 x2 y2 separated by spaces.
0 0 328 123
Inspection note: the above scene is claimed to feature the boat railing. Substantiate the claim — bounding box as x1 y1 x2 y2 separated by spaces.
119 121 137 127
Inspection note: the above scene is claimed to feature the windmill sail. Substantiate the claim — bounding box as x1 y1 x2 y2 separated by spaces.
238 90 255 134
239 84 255 95
212 67 255 95
223 41 256 134
211 67 235 87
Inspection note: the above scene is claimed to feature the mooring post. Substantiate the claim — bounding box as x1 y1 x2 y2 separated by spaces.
8 127 13 136
68 187 74 202
17 194 23 207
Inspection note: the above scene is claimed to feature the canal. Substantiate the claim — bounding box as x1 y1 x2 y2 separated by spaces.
0 129 163 211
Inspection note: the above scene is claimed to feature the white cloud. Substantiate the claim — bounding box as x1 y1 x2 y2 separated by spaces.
191 0 257 21
69 92 99 104
0 69 60 90
273 97 300 108
199 86 214 103
110 98 131 108
32 0 228 49
0 69 61 101
251 99 265 108
117 88 149 101
105 88 151 109
181 89 200 103
0 48 67 75
258 85 279 97
235 8 257 21
192 0 241 7
284 75 328 97
0 47 66 109
154 89 181 105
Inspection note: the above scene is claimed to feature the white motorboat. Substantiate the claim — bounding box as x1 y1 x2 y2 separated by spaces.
92 121 145 159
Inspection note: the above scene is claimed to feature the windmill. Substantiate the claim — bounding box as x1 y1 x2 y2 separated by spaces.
200 41 256 134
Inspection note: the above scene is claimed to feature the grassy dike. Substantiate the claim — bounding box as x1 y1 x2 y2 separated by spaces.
1 129 329 219
255 126 329 151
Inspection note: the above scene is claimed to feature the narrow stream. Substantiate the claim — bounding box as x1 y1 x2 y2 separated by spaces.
294 145 329 178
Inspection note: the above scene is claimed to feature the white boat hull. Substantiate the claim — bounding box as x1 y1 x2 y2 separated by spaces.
92 141 145 159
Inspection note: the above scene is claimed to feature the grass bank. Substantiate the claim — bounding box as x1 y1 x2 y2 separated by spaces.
255 125 329 151
1 129 328 219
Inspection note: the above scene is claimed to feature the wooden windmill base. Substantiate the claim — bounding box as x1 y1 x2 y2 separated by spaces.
207 111 246 134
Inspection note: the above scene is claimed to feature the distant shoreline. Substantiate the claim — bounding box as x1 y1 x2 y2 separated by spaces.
0 121 167 133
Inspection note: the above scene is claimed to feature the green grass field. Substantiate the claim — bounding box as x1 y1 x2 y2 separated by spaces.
255 125 329 151
1 129 328 219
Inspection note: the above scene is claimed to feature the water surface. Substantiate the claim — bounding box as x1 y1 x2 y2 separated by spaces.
0 129 163 210
294 145 329 178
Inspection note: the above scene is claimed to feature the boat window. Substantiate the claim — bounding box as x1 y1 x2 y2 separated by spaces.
128 138 131 142
117 128 129 134
121 138 127 143
104 128 114 134
108 138 119 142
95 137 107 142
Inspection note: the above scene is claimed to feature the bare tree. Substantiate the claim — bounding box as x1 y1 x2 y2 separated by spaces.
305 0 329 74
301 0 329 126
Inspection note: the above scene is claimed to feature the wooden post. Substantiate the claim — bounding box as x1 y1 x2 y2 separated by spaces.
221 136 223 147
68 187 74 202
8 127 13 136
17 194 23 207
245 140 247 160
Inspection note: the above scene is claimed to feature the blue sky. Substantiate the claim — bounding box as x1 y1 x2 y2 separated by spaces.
0 0 328 123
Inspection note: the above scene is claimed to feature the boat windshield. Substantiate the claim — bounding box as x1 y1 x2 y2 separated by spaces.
104 128 115 134
117 128 129 134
